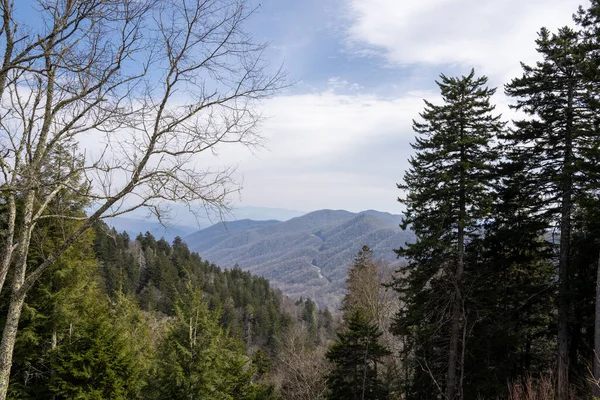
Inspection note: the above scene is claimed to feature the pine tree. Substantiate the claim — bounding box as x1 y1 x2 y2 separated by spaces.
6 214 99 398
505 23 599 398
148 284 273 400
326 310 390 400
342 246 400 395
567 198 600 393
460 156 556 398
93 225 138 297
301 298 318 346
5 192 151 399
394 70 503 399
49 294 152 399
572 3 600 394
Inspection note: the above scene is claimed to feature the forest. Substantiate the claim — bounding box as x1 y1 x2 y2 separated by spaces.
1 221 339 399
1 0 600 399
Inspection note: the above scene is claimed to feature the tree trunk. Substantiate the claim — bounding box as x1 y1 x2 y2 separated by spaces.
0 193 16 294
361 339 369 400
0 188 36 400
557 203 571 400
0 0 15 295
557 83 574 400
447 113 467 400
593 250 600 397
0 292 26 398
446 231 463 400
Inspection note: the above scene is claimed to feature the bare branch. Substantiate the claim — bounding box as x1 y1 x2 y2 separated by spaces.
0 1 286 396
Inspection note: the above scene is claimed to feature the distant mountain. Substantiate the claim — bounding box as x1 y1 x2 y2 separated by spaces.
103 206 306 241
103 217 197 242
185 209 414 309
224 206 307 223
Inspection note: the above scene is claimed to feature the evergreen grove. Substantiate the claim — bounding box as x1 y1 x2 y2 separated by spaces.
393 2 600 399
0 219 337 399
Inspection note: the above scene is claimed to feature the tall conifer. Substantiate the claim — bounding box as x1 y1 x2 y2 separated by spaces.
505 24 599 398
394 70 503 399
462 156 556 398
326 310 390 400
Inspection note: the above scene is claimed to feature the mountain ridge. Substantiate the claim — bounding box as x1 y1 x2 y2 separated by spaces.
104 206 306 241
185 209 414 308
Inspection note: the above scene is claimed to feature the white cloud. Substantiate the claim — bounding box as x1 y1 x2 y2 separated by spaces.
345 0 583 83
327 76 364 91
216 88 443 212
76 85 511 214
262 90 425 158
73 87 431 214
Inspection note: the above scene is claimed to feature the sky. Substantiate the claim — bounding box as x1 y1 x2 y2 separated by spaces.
14 0 585 218
208 0 585 214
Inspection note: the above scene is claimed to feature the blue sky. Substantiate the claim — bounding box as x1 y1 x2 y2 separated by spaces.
13 0 585 219
216 0 583 214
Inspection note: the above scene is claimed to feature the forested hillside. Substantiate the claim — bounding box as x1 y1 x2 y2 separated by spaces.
186 210 413 308
1 222 337 398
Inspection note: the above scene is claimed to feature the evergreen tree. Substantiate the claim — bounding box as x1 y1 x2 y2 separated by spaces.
49 294 152 399
394 70 503 399
6 193 151 399
148 284 274 400
342 246 400 396
93 225 138 297
326 310 389 400
567 198 600 393
460 156 556 398
301 298 318 346
572 3 600 394
7 215 99 398
505 23 600 397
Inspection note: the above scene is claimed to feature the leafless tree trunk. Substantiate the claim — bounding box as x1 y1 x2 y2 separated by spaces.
0 0 284 397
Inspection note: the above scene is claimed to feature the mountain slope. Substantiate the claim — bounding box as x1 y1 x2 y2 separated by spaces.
185 210 414 309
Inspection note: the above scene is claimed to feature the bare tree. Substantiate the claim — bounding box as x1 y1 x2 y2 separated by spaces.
273 324 331 400
341 246 398 327
0 0 284 397
341 246 403 397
